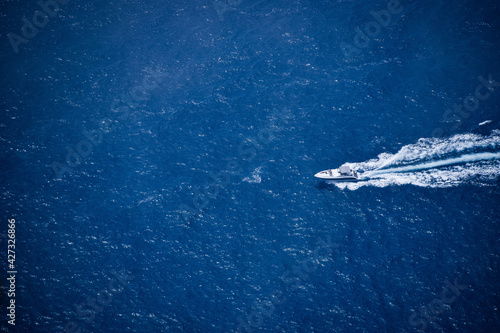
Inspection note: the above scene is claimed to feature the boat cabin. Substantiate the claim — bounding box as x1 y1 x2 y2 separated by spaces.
339 165 352 175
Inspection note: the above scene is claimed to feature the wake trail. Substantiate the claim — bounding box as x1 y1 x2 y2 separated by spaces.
366 152 500 176
331 130 500 190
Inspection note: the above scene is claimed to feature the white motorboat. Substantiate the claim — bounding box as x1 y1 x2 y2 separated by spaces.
314 165 359 181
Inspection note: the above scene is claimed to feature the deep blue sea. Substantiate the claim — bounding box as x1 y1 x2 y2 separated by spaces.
1 0 500 332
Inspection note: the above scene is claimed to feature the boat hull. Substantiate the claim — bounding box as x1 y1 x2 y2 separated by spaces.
314 169 358 181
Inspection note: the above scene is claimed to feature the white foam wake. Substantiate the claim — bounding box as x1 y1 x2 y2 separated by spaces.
331 130 500 190
366 152 500 176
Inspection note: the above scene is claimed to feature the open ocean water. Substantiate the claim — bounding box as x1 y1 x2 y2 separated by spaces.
1 0 500 332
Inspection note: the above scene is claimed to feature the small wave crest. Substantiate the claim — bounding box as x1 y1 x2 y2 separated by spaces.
243 167 263 184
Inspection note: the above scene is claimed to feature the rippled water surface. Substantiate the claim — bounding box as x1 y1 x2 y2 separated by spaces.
1 0 499 332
